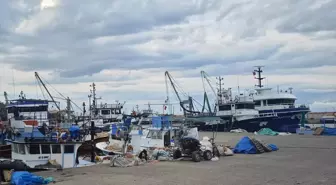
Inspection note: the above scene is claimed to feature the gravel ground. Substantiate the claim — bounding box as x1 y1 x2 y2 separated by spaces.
36 132 336 185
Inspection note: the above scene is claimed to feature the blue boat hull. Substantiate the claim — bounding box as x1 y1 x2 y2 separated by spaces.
197 107 310 133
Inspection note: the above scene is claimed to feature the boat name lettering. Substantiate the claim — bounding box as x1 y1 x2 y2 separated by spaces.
38 156 49 159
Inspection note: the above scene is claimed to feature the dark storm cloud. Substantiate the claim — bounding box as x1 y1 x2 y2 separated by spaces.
1 0 335 80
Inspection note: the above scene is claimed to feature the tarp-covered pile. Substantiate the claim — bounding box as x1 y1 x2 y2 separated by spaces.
233 136 278 154
10 171 54 185
256 128 279 136
313 127 336 136
322 127 336 135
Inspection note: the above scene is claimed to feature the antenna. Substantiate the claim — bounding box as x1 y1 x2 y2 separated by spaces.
216 76 224 103
253 66 265 88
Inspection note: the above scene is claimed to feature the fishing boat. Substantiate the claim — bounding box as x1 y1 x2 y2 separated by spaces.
163 71 276 132
130 103 160 129
1 95 93 169
77 83 125 130
95 115 199 155
214 87 276 132
250 66 310 132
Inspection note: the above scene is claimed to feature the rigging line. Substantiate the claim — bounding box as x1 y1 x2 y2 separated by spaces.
36 78 47 100
70 99 83 112
35 77 39 99
169 74 188 96
172 77 188 97
39 75 67 100
53 96 67 100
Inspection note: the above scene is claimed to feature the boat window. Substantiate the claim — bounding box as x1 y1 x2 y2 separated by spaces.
115 109 120 114
101 110 110 115
263 100 267 106
255 101 261 106
41 145 51 154
29 144 40 154
219 105 231 111
51 145 61 154
146 130 152 138
64 145 74 153
12 144 18 153
18 144 26 154
9 106 48 113
267 99 295 105
147 130 162 139
236 103 255 109
154 131 163 140
321 119 336 124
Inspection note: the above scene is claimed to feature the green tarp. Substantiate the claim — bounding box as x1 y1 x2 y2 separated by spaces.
257 128 279 136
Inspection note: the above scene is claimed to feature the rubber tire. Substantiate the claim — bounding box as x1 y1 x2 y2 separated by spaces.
173 149 182 159
213 146 220 158
203 150 212 161
191 151 201 162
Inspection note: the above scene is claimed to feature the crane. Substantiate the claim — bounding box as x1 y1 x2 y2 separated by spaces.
35 72 86 123
200 71 218 114
35 72 60 111
164 71 200 116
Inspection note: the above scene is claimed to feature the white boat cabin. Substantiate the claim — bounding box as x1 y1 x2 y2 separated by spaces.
129 127 199 154
7 99 51 129
8 140 82 169
253 88 298 111
216 92 259 121
94 103 123 122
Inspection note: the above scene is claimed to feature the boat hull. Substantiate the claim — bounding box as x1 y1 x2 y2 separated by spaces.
257 107 310 132
196 108 309 133
0 145 11 158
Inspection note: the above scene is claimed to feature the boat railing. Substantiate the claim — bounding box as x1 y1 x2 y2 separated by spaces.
96 104 123 109
9 131 86 143
259 112 278 118
257 104 310 109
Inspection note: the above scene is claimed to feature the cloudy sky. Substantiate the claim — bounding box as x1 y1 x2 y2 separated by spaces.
0 0 335 114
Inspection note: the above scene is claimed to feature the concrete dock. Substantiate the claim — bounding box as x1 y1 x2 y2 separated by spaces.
37 132 336 185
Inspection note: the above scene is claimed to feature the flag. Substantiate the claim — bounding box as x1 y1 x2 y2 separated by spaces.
163 105 167 110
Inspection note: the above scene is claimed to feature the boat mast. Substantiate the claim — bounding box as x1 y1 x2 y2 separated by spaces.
90 83 101 119
216 76 224 104
253 66 265 88
66 97 71 122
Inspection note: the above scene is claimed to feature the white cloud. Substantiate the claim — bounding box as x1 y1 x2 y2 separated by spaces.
310 101 336 112
1 0 336 113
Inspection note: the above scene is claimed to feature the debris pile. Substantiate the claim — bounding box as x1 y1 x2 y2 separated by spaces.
105 143 123 152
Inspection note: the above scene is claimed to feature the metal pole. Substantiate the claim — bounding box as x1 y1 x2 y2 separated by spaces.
90 120 95 162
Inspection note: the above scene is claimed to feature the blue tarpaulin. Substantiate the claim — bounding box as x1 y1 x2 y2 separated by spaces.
11 171 53 185
152 116 162 128
233 136 258 154
322 127 336 136
233 136 279 154
268 144 279 151
69 125 80 139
